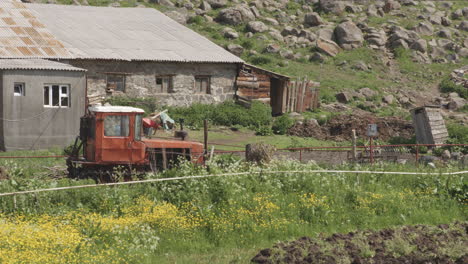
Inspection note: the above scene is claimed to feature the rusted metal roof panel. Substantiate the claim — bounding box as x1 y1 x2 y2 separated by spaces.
0 58 85 71
26 3 243 63
0 0 73 59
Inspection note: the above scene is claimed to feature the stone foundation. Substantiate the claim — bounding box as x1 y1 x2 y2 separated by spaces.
68 60 240 106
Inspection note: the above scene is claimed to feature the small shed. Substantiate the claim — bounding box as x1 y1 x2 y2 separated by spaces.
0 59 86 151
236 64 319 115
410 106 449 145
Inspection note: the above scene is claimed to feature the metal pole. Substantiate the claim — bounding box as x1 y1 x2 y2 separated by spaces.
370 137 374 165
299 149 302 162
203 119 208 159
352 129 357 162
415 144 419 167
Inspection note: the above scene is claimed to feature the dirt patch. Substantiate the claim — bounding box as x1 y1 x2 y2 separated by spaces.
252 222 468 264
288 113 414 141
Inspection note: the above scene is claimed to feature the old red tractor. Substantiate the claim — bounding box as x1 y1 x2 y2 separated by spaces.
66 105 204 179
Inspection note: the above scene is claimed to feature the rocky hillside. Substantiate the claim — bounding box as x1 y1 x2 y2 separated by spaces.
33 0 468 123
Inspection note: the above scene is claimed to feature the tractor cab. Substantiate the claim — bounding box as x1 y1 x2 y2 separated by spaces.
82 105 147 164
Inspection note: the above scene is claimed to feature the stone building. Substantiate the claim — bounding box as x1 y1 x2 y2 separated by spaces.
0 0 243 107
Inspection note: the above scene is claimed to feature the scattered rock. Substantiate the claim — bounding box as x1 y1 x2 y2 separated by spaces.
316 27 334 40
265 43 281 53
437 29 451 38
383 94 394 104
309 52 325 63
334 21 364 50
217 5 255 25
410 39 427 53
319 0 345 14
165 10 188 24
359 87 377 100
279 49 295 59
246 21 268 33
206 0 227 9
414 22 433 36
200 1 212 11
383 0 401 13
352 61 369 71
264 17 279 26
316 37 341 57
335 92 352 103
223 29 239 39
458 20 468 31
226 44 243 56
304 12 324 27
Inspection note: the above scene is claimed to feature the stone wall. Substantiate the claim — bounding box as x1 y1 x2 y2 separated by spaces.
68 60 240 106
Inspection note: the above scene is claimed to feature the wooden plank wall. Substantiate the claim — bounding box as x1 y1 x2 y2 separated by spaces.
237 69 271 101
284 79 320 113
425 108 449 144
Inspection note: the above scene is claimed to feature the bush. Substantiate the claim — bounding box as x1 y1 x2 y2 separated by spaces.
103 96 157 115
272 115 294 135
187 15 204 25
168 101 272 129
444 123 468 154
250 55 272 65
439 77 467 99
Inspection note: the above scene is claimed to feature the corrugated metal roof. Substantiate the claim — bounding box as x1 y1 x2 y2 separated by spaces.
25 3 244 64
0 0 73 59
0 58 86 71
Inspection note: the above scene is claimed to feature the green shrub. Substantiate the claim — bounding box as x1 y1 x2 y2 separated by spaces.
250 55 272 65
255 125 273 136
439 77 467 99
187 15 204 25
444 123 468 154
103 96 157 115
167 101 272 129
272 115 294 135
241 39 254 50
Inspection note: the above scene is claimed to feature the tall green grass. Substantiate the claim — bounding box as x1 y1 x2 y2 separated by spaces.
0 158 466 263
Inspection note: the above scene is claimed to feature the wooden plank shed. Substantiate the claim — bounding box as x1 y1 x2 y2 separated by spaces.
411 106 449 145
236 64 319 115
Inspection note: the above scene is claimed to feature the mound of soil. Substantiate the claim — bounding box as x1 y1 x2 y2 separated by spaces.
288 113 414 141
252 222 467 264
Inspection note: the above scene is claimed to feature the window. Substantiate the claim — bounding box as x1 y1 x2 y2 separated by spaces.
104 115 129 137
156 76 173 93
195 76 210 94
43 84 69 107
14 83 25 96
107 74 125 92
134 114 142 141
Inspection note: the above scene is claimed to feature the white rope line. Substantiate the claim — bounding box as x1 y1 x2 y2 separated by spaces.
0 170 466 197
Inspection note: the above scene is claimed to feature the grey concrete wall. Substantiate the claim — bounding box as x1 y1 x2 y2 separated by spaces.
68 60 239 106
1 70 86 151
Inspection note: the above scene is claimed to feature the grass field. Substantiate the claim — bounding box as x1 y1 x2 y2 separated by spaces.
0 156 466 263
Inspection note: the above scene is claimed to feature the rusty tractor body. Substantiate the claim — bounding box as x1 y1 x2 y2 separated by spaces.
67 106 204 179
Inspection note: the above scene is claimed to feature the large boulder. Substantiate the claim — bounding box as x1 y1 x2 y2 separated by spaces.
410 39 427 53
383 0 401 13
459 21 468 31
316 37 341 57
206 0 227 9
334 21 364 50
319 0 345 14
226 44 243 56
246 21 268 33
414 22 433 36
165 10 188 24
304 12 324 27
217 6 255 25
365 28 387 47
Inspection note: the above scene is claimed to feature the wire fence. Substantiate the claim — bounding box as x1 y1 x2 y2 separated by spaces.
1 169 467 198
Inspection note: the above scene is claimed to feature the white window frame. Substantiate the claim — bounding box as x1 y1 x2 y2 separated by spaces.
14 82 25 96
44 84 70 108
